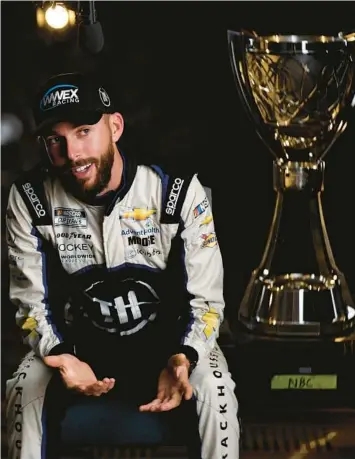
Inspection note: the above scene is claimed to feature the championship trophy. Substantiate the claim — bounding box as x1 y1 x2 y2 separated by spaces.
227 30 355 340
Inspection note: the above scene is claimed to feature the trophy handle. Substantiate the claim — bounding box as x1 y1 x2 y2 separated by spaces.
227 29 281 160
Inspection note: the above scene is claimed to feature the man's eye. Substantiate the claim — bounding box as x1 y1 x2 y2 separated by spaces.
78 128 90 136
46 137 61 146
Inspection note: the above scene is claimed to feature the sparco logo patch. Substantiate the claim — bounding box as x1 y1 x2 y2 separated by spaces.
40 84 79 111
22 182 46 217
54 208 87 228
165 178 184 216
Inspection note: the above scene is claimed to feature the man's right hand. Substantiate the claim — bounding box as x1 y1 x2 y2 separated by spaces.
43 353 115 396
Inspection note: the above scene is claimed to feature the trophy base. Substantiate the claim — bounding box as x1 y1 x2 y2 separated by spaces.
239 272 355 338
229 330 355 413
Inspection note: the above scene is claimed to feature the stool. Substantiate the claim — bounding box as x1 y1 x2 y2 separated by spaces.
60 397 191 458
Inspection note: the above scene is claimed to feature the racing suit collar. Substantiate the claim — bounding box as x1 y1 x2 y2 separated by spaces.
104 148 137 216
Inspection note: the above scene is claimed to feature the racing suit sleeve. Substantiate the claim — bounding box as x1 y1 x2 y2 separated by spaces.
176 175 225 363
6 184 68 358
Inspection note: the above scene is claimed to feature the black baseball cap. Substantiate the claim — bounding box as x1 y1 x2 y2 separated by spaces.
33 72 114 134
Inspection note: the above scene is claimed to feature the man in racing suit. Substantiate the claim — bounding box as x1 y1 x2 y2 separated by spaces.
5 72 240 459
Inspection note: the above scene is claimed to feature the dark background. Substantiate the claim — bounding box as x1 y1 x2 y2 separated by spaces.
1 1 355 342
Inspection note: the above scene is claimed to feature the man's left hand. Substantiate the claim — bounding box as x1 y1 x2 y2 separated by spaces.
139 353 194 412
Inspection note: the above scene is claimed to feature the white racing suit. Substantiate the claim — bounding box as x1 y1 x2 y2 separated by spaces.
5 153 239 458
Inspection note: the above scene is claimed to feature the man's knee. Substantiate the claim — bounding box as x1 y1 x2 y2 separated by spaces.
5 352 53 459
6 351 53 412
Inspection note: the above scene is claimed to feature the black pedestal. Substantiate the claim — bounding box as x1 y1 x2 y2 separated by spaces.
230 329 355 415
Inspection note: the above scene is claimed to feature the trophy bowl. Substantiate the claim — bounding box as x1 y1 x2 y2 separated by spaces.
227 30 355 338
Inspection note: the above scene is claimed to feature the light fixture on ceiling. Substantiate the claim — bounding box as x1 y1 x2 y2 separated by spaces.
36 2 76 31
34 1 104 54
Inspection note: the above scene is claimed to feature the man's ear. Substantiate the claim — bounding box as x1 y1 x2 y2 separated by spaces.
109 112 124 142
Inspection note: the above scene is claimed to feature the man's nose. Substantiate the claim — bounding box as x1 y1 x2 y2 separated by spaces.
66 140 82 162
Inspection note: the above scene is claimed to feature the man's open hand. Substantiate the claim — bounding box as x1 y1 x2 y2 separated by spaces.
43 353 115 396
139 353 194 412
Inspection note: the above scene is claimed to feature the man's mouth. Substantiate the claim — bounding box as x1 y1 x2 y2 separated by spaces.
71 163 94 178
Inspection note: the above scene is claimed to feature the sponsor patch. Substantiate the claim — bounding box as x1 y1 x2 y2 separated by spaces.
54 208 87 228
22 317 38 332
199 215 213 227
22 182 47 218
126 247 161 260
193 197 209 218
60 254 95 263
121 227 160 237
57 243 93 252
201 232 218 248
21 317 39 340
56 232 91 240
165 178 184 216
80 278 160 335
40 84 79 111
128 235 156 246
120 208 156 221
57 240 94 264
202 305 219 339
98 87 111 107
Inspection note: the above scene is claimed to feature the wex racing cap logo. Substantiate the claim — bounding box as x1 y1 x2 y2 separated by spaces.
40 84 79 111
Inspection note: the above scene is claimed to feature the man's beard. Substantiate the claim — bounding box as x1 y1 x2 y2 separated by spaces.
58 143 115 201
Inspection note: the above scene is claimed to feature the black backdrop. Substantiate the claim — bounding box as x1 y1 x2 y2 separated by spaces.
2 1 355 322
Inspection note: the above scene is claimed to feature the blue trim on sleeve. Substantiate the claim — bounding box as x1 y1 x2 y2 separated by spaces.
178 218 195 342
41 407 47 458
31 227 63 341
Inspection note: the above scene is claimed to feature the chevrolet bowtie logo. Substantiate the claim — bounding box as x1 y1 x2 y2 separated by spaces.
120 208 156 221
200 215 213 227
202 306 219 339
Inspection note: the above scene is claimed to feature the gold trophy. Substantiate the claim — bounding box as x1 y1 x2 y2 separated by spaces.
227 30 355 338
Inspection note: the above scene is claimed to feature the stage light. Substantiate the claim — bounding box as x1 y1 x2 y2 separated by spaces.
34 1 104 53
45 4 69 29
36 2 76 30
